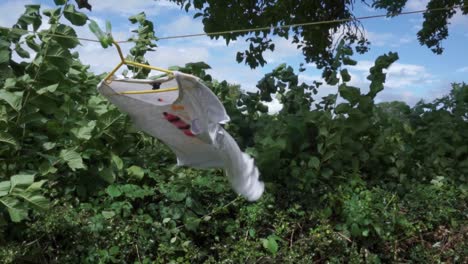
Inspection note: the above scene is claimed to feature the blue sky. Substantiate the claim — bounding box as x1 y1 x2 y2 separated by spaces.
1 0 467 111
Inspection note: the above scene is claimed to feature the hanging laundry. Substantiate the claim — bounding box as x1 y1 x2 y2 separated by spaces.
97 71 264 201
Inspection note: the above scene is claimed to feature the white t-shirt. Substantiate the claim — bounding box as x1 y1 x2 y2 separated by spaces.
97 71 264 201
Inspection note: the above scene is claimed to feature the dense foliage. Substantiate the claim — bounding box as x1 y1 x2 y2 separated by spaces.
167 0 468 68
0 1 467 263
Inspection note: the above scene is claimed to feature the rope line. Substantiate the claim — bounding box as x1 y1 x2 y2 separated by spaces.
149 6 464 41
0 5 465 44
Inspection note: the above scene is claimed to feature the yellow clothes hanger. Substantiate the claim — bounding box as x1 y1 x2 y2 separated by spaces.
105 41 178 95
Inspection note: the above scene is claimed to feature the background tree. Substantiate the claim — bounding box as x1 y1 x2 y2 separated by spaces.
159 0 467 68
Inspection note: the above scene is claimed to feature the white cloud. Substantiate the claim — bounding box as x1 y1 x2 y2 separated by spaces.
160 15 203 37
0 0 40 27
405 0 429 11
456 66 468 73
90 0 179 16
263 37 301 63
363 30 414 47
264 98 283 114
450 8 468 27
366 31 395 46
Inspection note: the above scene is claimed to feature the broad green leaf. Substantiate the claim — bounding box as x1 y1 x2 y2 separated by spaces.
60 149 85 171
129 12 146 24
340 69 351 82
54 0 67 5
262 237 279 255
109 246 120 255
321 168 333 179
3 78 16 89
42 142 56 150
15 193 48 210
54 24 80 49
111 153 123 170
44 44 73 70
89 20 110 48
0 90 23 111
25 35 40 52
15 43 30 58
71 120 96 140
351 223 361 237
0 49 10 64
99 168 115 184
184 215 201 231
37 83 59 95
106 185 122 198
0 181 11 197
63 4 88 26
97 110 124 133
0 131 18 147
102 210 116 219
26 180 47 192
42 7 62 18
339 84 361 105
308 157 320 170
38 161 58 176
8 207 28 222
0 196 26 222
335 103 350 114
10 174 35 191
126 165 144 180
166 189 187 202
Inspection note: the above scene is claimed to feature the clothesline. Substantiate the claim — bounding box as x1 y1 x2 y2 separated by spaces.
0 4 465 44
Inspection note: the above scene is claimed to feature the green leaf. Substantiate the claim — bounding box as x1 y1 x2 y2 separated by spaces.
340 69 351 82
89 20 110 48
26 180 47 192
8 206 28 222
3 78 16 89
166 189 187 202
42 142 56 151
54 0 67 5
25 35 40 52
102 210 116 219
71 120 96 140
15 43 30 58
53 24 80 49
10 174 35 191
351 223 361 237
249 228 256 238
37 83 59 95
109 246 120 255
63 4 88 26
308 157 320 170
126 165 144 180
99 168 115 184
335 103 350 114
262 237 279 255
0 90 23 112
111 153 123 170
339 84 361 105
0 196 27 222
129 12 146 24
0 131 18 147
106 185 122 198
183 215 201 231
15 193 48 210
0 49 10 64
44 44 73 70
321 168 333 179
0 181 11 197
60 149 85 171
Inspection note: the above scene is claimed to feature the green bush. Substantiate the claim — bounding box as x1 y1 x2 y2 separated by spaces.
0 3 467 263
